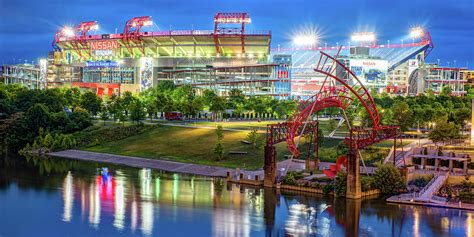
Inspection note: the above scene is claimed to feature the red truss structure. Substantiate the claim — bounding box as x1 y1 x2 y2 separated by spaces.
123 16 153 56
52 21 98 58
286 49 399 159
213 12 251 56
421 31 434 58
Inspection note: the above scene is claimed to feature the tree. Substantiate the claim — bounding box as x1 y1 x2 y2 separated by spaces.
99 109 109 126
391 101 413 131
202 89 217 107
121 91 136 116
108 95 123 122
429 116 460 145
210 96 226 120
440 86 453 96
273 101 288 119
143 98 157 121
214 125 224 160
63 87 81 111
79 91 102 116
25 103 50 131
129 100 146 124
247 128 259 148
68 107 92 131
373 164 405 194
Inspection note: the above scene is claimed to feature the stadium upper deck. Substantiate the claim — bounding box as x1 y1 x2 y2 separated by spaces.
53 13 271 61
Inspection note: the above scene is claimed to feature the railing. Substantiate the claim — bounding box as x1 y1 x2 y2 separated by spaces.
416 172 449 200
57 29 272 42
416 173 440 198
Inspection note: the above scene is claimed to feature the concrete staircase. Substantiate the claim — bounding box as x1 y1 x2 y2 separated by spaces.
415 173 449 202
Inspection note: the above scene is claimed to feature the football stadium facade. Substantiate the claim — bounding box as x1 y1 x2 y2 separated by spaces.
1 12 472 98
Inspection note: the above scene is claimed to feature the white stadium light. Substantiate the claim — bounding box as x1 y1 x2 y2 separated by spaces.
62 27 75 37
351 32 375 42
144 20 153 26
410 27 424 38
293 35 318 46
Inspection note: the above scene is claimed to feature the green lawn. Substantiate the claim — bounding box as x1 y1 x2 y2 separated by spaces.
84 125 291 170
84 120 410 170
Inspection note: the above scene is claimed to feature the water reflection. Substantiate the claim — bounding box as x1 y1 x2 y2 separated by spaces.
0 155 472 237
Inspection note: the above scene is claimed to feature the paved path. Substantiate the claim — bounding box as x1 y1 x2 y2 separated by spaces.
49 150 231 177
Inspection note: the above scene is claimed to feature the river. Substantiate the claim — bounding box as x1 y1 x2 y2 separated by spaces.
0 155 472 237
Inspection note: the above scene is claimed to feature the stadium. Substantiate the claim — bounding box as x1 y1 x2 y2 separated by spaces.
1 12 472 97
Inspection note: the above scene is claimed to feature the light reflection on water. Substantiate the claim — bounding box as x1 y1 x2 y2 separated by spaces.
0 156 473 237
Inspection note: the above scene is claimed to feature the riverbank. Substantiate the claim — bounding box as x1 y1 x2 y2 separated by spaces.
49 150 231 177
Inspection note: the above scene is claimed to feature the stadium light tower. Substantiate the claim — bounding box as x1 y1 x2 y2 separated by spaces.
351 32 376 46
62 26 75 37
293 34 318 47
410 27 424 38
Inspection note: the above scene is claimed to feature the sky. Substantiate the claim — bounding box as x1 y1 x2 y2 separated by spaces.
0 0 473 68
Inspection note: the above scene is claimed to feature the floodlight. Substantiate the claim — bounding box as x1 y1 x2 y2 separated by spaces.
410 27 424 38
293 35 318 46
62 27 75 37
351 32 375 42
144 20 153 26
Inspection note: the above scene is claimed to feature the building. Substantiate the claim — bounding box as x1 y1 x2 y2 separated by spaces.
1 59 48 90
408 63 470 96
2 13 456 99
273 36 432 98
40 13 290 98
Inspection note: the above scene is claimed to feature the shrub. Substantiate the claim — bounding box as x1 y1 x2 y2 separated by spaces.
282 172 296 185
311 182 322 189
361 176 374 192
373 164 405 194
334 172 347 197
323 183 334 195
408 175 433 188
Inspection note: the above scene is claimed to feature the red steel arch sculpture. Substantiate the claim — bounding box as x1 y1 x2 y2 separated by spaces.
285 50 399 159
264 48 400 198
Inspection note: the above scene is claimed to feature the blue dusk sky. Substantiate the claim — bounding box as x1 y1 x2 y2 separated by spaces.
0 0 472 68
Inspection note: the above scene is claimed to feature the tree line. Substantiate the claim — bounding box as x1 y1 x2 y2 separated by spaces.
2 81 472 152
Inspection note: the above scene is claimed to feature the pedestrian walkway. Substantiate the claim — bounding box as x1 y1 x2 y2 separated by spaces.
49 150 231 177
